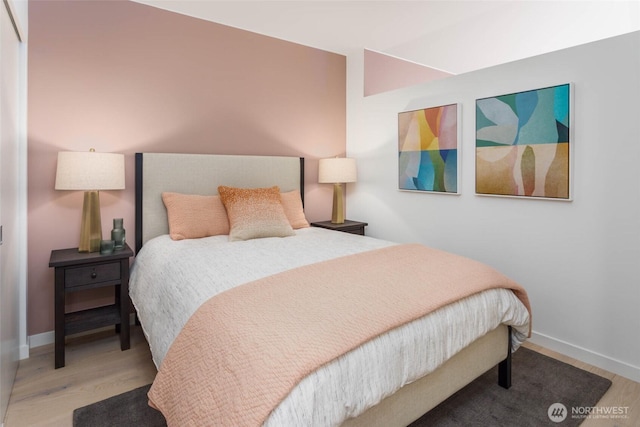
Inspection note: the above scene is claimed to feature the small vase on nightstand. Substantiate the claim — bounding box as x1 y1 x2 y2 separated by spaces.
111 218 126 251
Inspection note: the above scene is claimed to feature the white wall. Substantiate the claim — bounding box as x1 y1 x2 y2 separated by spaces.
346 31 640 381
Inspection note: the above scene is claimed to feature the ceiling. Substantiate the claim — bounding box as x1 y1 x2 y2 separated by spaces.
133 0 639 75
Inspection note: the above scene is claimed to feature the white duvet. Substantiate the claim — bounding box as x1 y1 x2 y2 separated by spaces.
130 227 530 426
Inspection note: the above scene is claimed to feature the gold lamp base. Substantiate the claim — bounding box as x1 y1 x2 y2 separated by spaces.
79 190 103 252
331 183 345 224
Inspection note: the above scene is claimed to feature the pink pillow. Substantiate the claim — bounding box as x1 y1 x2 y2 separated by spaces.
162 192 230 240
218 186 295 241
280 190 310 229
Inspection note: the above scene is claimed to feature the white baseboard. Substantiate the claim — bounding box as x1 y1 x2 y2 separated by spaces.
27 330 54 352
18 344 29 360
529 331 640 383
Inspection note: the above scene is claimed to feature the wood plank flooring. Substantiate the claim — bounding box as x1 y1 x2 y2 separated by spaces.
4 327 639 426
4 327 156 427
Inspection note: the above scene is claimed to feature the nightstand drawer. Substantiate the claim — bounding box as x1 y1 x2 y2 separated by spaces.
65 262 121 288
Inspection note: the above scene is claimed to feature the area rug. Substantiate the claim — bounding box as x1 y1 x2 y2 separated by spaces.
410 347 612 427
73 347 611 427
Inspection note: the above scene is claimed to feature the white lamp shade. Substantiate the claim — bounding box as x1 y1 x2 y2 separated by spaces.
318 157 357 184
55 151 125 191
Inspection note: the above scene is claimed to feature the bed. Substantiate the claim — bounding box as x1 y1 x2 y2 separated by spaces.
130 152 531 427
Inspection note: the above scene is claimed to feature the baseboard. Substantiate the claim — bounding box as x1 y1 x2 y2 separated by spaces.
529 331 640 383
23 313 138 360
27 330 54 352
18 343 30 360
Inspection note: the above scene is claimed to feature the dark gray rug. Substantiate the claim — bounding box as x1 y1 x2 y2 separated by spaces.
73 384 165 427
73 347 611 427
410 347 611 427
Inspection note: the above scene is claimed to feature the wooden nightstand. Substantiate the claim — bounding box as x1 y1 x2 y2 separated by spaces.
49 243 134 368
310 220 368 236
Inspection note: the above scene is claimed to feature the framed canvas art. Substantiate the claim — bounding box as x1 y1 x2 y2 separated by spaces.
475 83 572 200
398 103 459 194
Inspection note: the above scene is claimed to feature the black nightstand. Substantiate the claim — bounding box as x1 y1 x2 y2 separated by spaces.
310 220 368 236
49 243 134 368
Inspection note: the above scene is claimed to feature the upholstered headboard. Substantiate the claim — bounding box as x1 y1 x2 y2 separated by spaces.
135 153 304 252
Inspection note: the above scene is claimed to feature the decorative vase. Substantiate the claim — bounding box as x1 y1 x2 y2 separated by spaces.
111 218 126 250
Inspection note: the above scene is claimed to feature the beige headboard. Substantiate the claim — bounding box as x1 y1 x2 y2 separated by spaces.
135 153 304 252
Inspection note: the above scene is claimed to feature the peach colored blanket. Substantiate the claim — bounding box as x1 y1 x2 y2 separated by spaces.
148 243 531 426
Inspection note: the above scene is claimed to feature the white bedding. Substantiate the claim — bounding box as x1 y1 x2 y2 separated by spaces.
130 227 530 426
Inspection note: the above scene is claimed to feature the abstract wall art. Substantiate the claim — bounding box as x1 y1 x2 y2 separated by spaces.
398 103 459 194
475 83 572 199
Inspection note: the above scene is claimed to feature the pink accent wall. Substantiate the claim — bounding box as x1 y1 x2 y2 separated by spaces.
364 49 453 96
28 1 346 336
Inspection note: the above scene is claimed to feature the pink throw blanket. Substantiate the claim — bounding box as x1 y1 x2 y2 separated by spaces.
148 243 531 426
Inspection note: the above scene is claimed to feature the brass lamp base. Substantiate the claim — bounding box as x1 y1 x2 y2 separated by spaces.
331 183 345 224
79 190 103 252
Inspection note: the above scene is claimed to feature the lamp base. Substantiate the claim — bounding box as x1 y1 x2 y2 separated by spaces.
331 183 345 224
79 190 103 253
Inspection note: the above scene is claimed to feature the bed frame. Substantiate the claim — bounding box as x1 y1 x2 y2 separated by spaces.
134 152 512 426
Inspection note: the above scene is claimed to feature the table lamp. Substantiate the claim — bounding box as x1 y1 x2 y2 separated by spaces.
55 149 125 252
318 157 357 224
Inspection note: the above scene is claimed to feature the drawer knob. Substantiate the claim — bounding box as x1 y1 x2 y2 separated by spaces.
91 271 97 279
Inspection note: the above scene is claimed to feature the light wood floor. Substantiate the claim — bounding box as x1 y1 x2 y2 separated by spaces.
4 327 157 427
4 326 640 426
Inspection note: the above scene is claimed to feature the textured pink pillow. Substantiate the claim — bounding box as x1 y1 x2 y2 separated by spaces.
218 186 295 241
280 190 309 229
162 192 230 240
